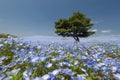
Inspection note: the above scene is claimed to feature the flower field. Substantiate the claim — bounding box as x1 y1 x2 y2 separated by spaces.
0 37 120 80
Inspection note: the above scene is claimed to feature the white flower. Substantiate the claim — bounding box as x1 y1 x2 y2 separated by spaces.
74 61 79 65
34 77 42 80
23 70 28 77
40 57 47 61
0 44 3 47
46 63 52 68
77 74 87 80
37 46 41 49
113 74 120 80
52 69 60 76
97 63 105 67
31 56 39 63
41 74 51 80
111 66 117 73
11 68 20 75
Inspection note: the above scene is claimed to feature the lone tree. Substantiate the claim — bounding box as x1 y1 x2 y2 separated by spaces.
54 11 95 42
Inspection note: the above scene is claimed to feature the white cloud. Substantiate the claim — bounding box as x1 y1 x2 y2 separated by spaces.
101 30 111 33
91 20 104 24
91 29 97 32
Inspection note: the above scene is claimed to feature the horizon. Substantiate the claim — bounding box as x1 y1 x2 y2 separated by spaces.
0 0 120 37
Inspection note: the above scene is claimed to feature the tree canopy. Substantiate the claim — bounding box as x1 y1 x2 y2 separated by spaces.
54 11 95 42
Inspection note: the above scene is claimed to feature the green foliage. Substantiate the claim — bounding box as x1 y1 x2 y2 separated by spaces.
0 40 15 65
55 11 95 42
10 69 23 80
57 72 72 80
0 33 17 38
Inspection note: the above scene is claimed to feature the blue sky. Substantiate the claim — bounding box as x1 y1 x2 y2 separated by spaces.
0 0 120 37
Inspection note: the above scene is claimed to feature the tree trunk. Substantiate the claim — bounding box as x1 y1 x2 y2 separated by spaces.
73 36 79 42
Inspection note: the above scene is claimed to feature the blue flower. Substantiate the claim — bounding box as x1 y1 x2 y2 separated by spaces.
0 56 7 61
61 68 76 76
0 75 5 80
86 61 95 66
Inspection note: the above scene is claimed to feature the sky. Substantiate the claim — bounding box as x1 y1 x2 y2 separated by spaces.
0 0 120 37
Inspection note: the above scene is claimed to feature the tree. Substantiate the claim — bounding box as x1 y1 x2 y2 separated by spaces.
54 11 95 42
0 33 17 38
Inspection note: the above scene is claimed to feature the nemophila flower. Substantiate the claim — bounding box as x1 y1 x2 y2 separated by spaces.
86 61 95 67
61 68 76 76
102 66 111 74
66 45 72 51
30 56 39 63
93 65 100 71
7 61 16 68
17 50 26 56
51 58 57 61
33 77 42 80
0 61 2 65
40 56 47 61
116 65 120 73
0 44 3 48
0 38 120 79
59 62 64 66
74 60 79 65
117 44 120 48
23 70 31 80
18 42 23 46
37 45 42 50
23 77 30 80
81 68 87 74
111 66 117 73
77 74 87 80
80 56 87 59
6 68 20 77
104 58 113 66
0 66 7 73
41 74 51 80
4 40 8 44
27 69 33 76
59 62 72 67
0 56 7 61
113 74 120 80
60 60 72 67
58 50 64 55
3 77 12 80
50 76 58 80
71 77 84 80
19 56 28 62
0 75 5 80
6 38 13 45
59 55 66 60
51 69 61 76
11 68 21 75
97 62 105 67
45 63 52 68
